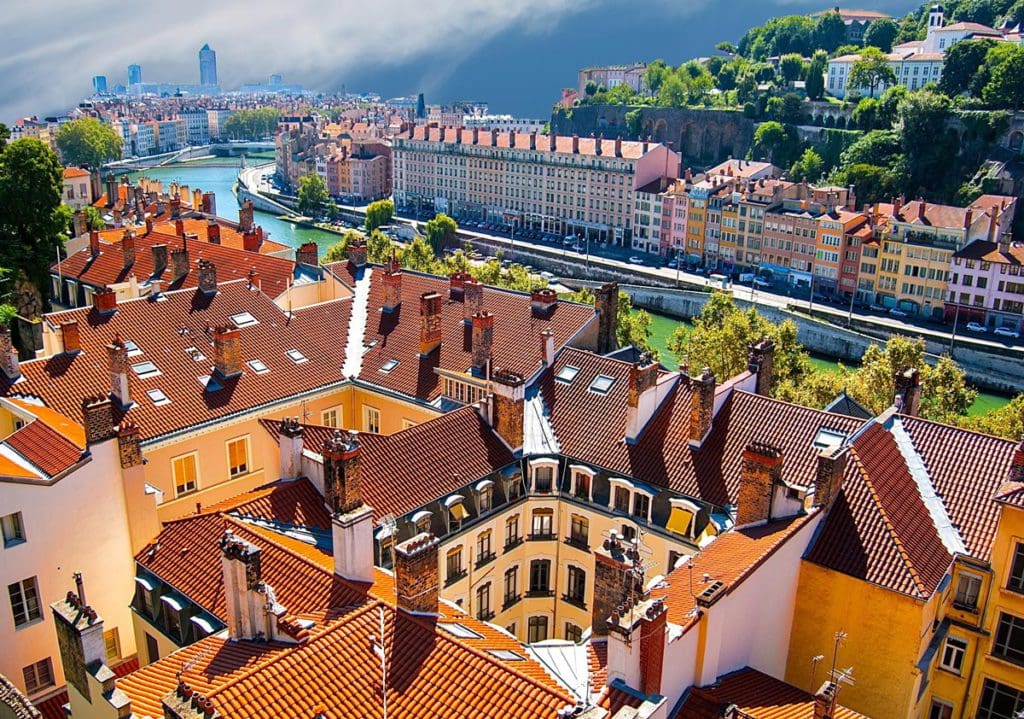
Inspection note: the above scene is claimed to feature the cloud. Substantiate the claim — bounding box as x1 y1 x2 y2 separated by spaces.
0 0 601 121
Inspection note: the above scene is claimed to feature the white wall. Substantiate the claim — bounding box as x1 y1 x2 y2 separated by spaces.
0 439 137 698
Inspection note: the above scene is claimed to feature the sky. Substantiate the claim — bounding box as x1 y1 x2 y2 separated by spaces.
0 0 918 123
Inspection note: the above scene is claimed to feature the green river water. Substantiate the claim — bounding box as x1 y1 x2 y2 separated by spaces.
131 161 1010 417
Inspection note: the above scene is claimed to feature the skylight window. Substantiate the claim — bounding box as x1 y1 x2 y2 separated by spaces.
588 374 615 394
286 349 308 364
146 388 170 406
124 340 142 357
813 427 847 451
131 361 161 379
555 365 580 384
230 311 259 328
438 623 484 640
488 649 525 661
247 359 269 374
379 359 399 373
362 339 380 355
185 347 206 362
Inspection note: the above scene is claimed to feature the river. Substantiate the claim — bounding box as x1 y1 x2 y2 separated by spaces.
131 161 1011 417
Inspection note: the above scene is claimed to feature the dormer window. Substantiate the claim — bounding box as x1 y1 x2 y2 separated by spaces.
411 510 432 535
529 458 558 494
569 465 594 501
667 498 701 539
609 477 653 522
444 495 468 532
475 479 494 513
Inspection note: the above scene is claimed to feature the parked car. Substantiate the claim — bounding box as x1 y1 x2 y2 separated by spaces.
667 260 678 269
994 326 1020 339
888 307 909 318
628 256 645 265
737 272 755 284
752 277 771 288
966 321 988 333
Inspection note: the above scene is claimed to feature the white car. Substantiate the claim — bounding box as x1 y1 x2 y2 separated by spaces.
752 277 771 288
994 326 1020 339
888 307 909 318
628 256 644 265
966 321 987 333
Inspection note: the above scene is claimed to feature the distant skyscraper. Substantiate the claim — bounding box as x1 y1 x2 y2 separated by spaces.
269 74 282 86
128 64 142 85
199 44 218 87
416 93 426 119
92 76 107 94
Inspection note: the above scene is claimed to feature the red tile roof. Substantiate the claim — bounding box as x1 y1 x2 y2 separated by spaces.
5 419 85 478
405 126 663 160
673 668 866 719
199 477 332 529
954 239 1024 265
33 691 68 719
63 167 90 179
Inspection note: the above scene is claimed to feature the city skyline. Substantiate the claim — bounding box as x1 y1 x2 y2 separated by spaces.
0 0 915 123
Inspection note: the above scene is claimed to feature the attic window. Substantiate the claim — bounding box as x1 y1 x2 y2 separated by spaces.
286 349 308 364
555 365 580 383
131 361 161 379
146 388 171 406
247 359 269 374
379 359 399 373
488 649 526 661
362 339 380 355
588 374 616 394
812 427 847 451
229 311 259 328
184 347 206 362
124 340 142 357
438 623 484 640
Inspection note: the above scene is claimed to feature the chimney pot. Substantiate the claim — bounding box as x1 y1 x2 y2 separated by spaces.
93 286 117 315
530 287 558 316
212 325 242 379
197 259 217 295
394 532 440 615
471 311 494 375
737 442 783 527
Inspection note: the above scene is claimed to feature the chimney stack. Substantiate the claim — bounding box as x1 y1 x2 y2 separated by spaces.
394 533 440 615
93 286 117 315
323 430 374 583
107 334 131 407
626 352 659 443
348 238 367 268
615 136 622 157
203 192 216 215
0 326 20 380
490 369 526 450
62 321 81 355
918 201 927 221
278 417 304 480
117 420 143 470
737 442 783 528
813 445 848 510
170 196 181 219
218 530 269 641
197 260 217 295
382 252 403 313
151 244 168 276
813 681 838 719
419 291 443 356
530 131 537 150
591 531 643 637
530 288 558 317
81 395 115 445
1009 436 1024 485
688 368 715 448
238 199 255 233
207 220 221 245
747 338 775 396
449 271 471 301
541 327 555 366
242 230 260 253
463 279 484 324
296 242 318 267
212 325 242 379
471 311 494 376
72 209 87 238
170 248 190 282
121 230 136 269
595 282 619 355
49 575 110 708
572 134 579 154
105 173 117 207
89 230 101 259
894 366 921 416
145 217 154 235
175 219 185 237
490 128 499 146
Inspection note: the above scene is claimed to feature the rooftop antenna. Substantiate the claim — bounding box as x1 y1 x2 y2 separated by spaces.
826 630 855 715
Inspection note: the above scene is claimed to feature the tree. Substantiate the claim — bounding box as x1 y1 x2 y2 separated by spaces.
0 139 69 310
424 213 458 254
365 199 395 232
779 53 805 83
82 205 106 231
297 174 328 217
790 148 824 182
898 88 953 192
585 80 598 97
969 392 1024 440
716 41 737 54
222 108 281 140
752 121 798 165
876 85 908 128
849 47 896 97
863 18 899 52
806 51 828 100
716 64 738 92
981 44 1024 109
55 117 122 170
814 11 848 53
657 73 689 107
326 200 340 222
644 60 669 94
839 128 901 166
0 123 8 151
567 288 658 357
852 97 879 130
835 163 898 205
940 39 997 96
778 93 805 123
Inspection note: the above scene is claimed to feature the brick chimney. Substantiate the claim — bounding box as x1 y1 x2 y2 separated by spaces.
72 209 87 237
449 271 471 301
747 338 775 396
174 218 185 236
382 255 403 313
530 131 537 150
348 238 367 267
296 242 318 267
490 369 525 450
615 136 622 157
203 192 216 215
591 531 641 637
81 395 115 445
323 430 363 514
463 279 484 324
626 353 660 443
419 291 443 356
813 445 848 510
893 196 903 219
242 230 260 253
394 533 440 615
62 321 81 355
572 134 579 154
1009 436 1024 485
894 366 921 416
170 248 190 282
170 196 181 219
207 220 221 245
107 334 131 407
689 368 715 448
89 230 100 259
530 288 558 317
278 417 304 480
117 420 143 469
595 282 619 355
639 598 668 696
540 327 555 366
197 259 217 295
49 574 110 707
121 230 136 269
0 326 20 380
737 442 783 528
193 188 203 212
151 244 168 277
212 325 242 379
471 311 494 375
813 681 838 719
145 217 154 235
105 173 117 207
918 201 927 222
322 430 374 582
596 134 603 156
238 199 254 233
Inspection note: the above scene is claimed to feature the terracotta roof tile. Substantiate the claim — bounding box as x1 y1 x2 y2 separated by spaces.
63 167 90 179
199 477 332 529
5 419 85 477
954 239 1024 265
406 127 662 160
33 691 68 719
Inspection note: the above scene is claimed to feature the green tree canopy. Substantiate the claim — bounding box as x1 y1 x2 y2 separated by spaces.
424 213 458 254
968 392 1024 440
365 199 395 232
779 53 806 83
849 47 897 97
852 97 880 130
863 18 899 52
939 38 997 96
297 174 328 217
222 108 281 140
790 148 825 182
644 60 670 94
981 43 1024 109
55 117 122 170
806 51 828 100
751 121 799 165
814 11 849 53
567 288 658 357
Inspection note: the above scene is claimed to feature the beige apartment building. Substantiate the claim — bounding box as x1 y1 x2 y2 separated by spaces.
393 127 680 246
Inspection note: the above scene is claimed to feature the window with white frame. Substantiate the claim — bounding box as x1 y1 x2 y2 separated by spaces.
363 405 381 433
172 452 199 496
954 571 982 610
2 512 25 547
632 492 652 523
531 509 554 539
226 436 250 478
412 510 432 535
940 635 967 673
530 459 557 493
445 495 468 531
569 465 593 501
8 577 41 627
322 408 340 428
928 699 952 719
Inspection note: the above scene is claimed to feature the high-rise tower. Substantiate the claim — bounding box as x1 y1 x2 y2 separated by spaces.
128 64 142 85
199 44 218 87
